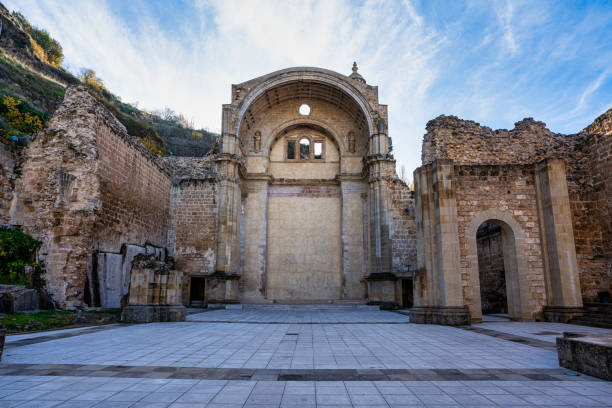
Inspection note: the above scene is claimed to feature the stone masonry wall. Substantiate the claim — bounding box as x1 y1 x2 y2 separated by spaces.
11 86 101 308
423 111 612 303
390 179 416 276
94 121 171 253
455 165 547 318
573 110 612 300
0 142 17 224
11 86 176 308
172 180 217 275
162 156 218 277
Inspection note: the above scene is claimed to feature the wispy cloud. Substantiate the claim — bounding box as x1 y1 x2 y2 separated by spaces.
4 0 612 174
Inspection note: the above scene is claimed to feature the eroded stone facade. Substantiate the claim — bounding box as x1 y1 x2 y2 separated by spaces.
413 111 612 323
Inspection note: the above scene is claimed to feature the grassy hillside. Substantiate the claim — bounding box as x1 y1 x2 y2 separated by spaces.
0 2 217 156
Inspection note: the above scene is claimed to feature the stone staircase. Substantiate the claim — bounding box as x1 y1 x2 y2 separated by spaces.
568 303 612 329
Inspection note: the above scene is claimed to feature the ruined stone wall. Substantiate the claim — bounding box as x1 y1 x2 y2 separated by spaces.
10 86 101 308
570 110 612 301
455 165 547 319
94 121 171 253
390 180 416 276
421 116 573 166
422 112 612 303
0 142 17 224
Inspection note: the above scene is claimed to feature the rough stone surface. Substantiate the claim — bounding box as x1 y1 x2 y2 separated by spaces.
557 332 612 380
9 86 172 308
0 143 17 224
122 253 186 322
0 284 39 313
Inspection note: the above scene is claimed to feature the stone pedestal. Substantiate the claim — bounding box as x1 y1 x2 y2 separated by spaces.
205 272 240 304
543 306 584 323
122 254 186 323
366 273 398 309
409 306 471 326
557 332 612 380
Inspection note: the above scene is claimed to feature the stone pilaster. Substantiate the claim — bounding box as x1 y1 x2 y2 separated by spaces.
536 158 583 322
340 180 367 300
241 177 269 301
364 124 398 307
213 107 244 302
411 160 470 325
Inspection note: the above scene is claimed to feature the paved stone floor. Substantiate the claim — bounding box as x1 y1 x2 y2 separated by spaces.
0 309 610 407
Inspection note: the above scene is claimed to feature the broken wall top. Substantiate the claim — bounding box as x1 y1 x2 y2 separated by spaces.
421 115 582 166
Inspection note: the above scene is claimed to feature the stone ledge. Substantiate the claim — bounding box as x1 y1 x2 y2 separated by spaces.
557 332 612 381
122 304 186 323
409 306 471 326
543 306 584 323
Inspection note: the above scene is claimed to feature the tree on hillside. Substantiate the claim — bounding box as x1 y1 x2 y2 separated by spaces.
78 69 106 92
11 11 64 67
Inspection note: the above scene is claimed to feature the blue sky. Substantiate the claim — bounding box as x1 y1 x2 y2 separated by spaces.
6 0 612 177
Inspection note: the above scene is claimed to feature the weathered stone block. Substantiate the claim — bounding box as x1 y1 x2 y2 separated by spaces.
557 332 612 380
409 306 471 326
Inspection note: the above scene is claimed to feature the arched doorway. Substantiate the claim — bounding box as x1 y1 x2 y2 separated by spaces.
475 219 521 319
476 221 508 315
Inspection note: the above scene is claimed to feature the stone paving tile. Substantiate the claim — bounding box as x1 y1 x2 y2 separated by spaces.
3 321 563 369
0 377 609 407
473 321 611 344
187 309 410 324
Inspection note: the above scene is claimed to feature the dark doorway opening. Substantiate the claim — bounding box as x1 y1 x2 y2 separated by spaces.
401 278 414 309
477 222 508 315
190 277 206 307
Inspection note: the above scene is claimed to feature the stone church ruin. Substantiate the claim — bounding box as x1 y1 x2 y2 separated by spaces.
1 65 610 324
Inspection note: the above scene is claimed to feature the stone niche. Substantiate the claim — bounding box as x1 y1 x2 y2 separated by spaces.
122 253 186 322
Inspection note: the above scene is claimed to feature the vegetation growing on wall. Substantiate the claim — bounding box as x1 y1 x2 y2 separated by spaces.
0 228 43 288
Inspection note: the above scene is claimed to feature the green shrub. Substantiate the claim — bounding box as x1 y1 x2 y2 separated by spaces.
0 228 43 288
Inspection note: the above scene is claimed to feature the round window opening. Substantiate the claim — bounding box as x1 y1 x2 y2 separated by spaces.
299 104 311 116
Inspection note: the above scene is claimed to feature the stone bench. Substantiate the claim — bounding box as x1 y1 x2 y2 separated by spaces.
557 332 612 380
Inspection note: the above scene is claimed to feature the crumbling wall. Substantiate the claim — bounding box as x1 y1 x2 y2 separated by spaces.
572 110 612 301
390 179 416 276
10 86 101 308
10 86 177 308
422 112 611 304
421 116 574 166
0 142 17 224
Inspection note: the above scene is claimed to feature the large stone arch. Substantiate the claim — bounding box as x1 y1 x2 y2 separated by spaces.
234 68 376 139
464 209 533 321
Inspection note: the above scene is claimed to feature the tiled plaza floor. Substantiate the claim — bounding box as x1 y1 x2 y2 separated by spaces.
1 309 610 407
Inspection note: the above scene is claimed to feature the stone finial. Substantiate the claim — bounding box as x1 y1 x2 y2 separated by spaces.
349 61 366 84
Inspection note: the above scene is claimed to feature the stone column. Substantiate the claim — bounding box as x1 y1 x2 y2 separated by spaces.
536 158 584 322
410 160 470 325
364 124 398 307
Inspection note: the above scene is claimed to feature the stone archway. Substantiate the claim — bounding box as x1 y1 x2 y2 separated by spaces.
465 210 532 321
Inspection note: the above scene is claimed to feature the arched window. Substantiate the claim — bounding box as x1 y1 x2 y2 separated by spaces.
286 136 324 161
299 138 310 160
